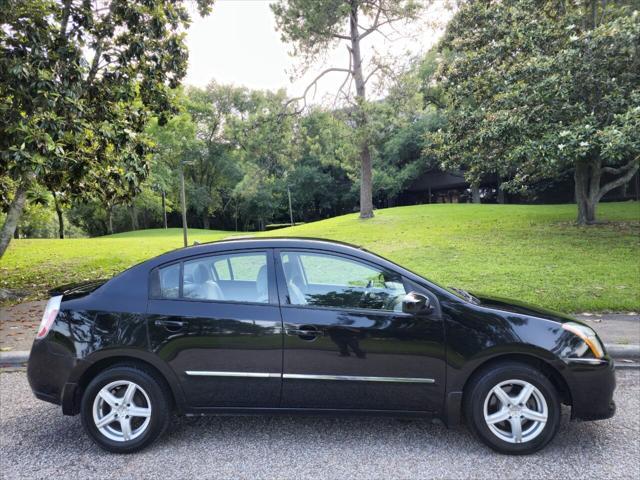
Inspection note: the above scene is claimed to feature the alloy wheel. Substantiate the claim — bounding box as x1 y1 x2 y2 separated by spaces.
483 379 548 444
92 380 152 442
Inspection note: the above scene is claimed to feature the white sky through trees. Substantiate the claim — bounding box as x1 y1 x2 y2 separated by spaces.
185 0 453 104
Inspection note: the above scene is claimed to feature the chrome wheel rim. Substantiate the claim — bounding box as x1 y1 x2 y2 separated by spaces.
92 380 152 442
483 379 548 444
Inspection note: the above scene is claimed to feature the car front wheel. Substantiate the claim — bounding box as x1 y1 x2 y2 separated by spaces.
464 362 561 454
80 364 171 453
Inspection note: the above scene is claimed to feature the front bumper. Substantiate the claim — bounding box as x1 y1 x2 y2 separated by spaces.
564 357 616 421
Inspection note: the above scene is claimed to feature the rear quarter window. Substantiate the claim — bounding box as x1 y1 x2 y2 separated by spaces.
150 263 180 299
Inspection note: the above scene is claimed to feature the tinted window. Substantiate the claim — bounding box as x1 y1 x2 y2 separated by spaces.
156 263 180 299
183 252 269 303
280 252 406 311
212 257 232 280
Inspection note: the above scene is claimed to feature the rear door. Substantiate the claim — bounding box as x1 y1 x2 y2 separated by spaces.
276 249 445 412
146 249 283 408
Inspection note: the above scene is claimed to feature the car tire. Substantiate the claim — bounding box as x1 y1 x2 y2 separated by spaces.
80 363 172 453
464 361 561 455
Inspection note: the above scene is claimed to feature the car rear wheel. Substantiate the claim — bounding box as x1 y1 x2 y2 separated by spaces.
81 364 171 453
464 362 561 454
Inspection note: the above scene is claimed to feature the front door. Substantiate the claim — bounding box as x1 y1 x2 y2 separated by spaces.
147 249 282 408
276 249 445 412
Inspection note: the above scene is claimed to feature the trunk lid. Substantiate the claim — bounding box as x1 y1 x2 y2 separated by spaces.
49 279 109 301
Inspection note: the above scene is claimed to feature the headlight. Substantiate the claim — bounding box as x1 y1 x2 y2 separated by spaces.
562 322 605 359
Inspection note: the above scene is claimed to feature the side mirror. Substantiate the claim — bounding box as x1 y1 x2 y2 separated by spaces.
402 291 432 315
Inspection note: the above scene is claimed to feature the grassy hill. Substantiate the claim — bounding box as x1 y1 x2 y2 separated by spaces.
2 202 639 312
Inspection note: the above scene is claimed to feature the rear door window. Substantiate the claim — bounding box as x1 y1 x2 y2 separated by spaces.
152 252 270 304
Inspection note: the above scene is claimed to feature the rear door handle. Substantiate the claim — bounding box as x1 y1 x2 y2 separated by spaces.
155 320 186 331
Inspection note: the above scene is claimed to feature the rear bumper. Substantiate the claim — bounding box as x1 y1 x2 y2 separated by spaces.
27 338 79 414
32 389 60 405
564 357 616 421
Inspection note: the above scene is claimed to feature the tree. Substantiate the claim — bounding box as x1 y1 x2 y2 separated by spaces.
227 89 297 230
427 0 639 224
271 0 424 219
366 56 444 206
288 109 358 220
147 108 201 236
185 84 245 229
0 0 213 257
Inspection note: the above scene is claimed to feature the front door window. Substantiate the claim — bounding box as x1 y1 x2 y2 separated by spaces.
280 251 406 311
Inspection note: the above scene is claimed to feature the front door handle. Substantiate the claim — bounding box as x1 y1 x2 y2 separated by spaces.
285 326 323 340
155 319 186 331
286 328 323 336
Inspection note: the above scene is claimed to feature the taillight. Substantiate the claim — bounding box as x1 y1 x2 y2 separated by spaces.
36 295 63 339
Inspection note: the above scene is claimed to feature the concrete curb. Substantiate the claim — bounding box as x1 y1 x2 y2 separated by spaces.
2 344 639 367
605 344 640 359
0 351 29 365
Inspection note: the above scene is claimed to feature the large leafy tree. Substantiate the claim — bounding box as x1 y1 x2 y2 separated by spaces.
288 109 358 221
367 56 445 206
227 89 297 230
271 0 424 219
146 108 200 230
427 0 639 224
184 83 245 229
0 0 213 257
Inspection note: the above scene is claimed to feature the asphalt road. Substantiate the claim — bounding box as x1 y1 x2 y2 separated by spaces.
1 370 638 480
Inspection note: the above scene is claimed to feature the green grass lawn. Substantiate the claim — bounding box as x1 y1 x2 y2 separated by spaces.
2 202 639 312
0 228 234 301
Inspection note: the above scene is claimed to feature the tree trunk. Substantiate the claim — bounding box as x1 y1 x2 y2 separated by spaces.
471 183 481 203
619 179 628 198
574 161 598 225
574 157 640 224
107 206 114 234
350 5 374 219
497 177 505 204
0 176 31 258
203 213 210 230
130 204 138 231
51 190 65 239
234 201 239 232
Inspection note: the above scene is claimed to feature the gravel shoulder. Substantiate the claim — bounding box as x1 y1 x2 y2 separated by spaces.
0 370 638 480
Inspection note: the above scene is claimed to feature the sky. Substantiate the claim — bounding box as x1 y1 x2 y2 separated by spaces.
184 0 454 104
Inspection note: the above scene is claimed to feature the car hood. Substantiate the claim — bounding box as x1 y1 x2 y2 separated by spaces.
472 293 578 325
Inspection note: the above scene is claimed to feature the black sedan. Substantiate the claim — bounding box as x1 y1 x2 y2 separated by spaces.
27 237 615 454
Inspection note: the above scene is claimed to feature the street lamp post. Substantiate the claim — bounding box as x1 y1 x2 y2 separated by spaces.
287 185 295 226
161 189 168 229
180 161 188 247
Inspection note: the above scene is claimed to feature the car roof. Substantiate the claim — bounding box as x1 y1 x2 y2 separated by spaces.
184 236 367 253
146 236 381 271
